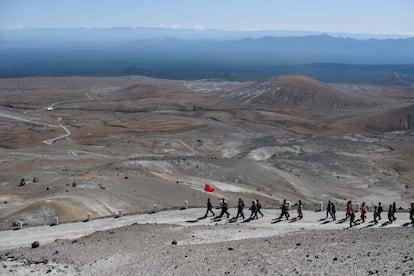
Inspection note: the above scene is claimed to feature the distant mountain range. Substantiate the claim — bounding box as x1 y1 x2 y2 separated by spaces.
1 27 412 41
1 28 414 82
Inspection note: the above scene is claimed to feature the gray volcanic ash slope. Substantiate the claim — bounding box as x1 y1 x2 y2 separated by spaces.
227 75 374 110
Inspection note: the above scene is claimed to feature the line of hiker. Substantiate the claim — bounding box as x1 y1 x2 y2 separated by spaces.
346 200 403 228
203 198 414 226
204 198 264 221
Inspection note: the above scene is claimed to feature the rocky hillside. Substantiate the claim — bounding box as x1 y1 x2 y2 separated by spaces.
229 75 373 110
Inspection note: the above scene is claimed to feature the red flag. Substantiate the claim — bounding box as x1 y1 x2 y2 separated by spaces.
204 184 215 193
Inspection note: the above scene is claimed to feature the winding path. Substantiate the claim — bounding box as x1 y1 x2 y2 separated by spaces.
0 110 71 145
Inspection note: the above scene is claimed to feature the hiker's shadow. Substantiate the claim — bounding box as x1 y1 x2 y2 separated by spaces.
401 222 411 227
271 218 282 224
320 220 331 225
185 216 208 223
212 216 226 222
364 222 377 228
380 221 392 227
336 218 347 224
288 217 301 223
229 217 240 223
242 217 254 223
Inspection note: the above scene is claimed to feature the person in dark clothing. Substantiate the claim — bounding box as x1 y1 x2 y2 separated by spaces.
326 200 331 219
219 198 230 219
349 209 356 228
346 201 352 220
387 204 393 223
392 202 397 221
204 198 215 217
377 202 383 220
250 201 258 220
297 200 303 219
255 199 264 218
360 202 367 223
235 198 245 220
279 199 290 220
410 202 414 225
331 202 336 221
373 205 379 224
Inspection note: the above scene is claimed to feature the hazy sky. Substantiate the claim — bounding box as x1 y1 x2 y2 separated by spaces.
1 0 413 35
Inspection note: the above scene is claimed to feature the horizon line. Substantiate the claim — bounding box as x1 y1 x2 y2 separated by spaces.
1 26 414 37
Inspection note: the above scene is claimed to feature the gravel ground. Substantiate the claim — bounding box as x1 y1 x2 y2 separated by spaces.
1 221 413 275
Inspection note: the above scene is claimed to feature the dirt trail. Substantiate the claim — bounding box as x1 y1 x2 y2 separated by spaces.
0 208 411 251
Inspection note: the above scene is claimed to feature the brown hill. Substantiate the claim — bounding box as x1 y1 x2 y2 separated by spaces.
230 75 372 110
378 72 413 87
337 104 414 132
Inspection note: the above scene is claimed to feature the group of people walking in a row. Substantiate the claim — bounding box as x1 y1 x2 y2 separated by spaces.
204 198 414 227
346 201 405 227
204 198 264 220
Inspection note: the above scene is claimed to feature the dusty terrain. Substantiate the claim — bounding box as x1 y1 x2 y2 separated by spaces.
0 74 414 229
0 209 413 275
0 74 414 275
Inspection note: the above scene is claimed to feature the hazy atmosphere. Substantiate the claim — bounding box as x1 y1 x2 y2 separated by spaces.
1 1 414 275
1 0 414 35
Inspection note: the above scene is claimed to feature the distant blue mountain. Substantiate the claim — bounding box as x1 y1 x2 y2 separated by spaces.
1 28 414 81
0 27 412 41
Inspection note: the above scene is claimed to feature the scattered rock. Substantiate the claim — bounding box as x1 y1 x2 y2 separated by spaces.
19 178 26 186
171 240 177 245
72 182 77 187
124 176 128 179
296 243 301 246
33 177 39 183
333 257 338 261
31 241 40 248
228 247 234 251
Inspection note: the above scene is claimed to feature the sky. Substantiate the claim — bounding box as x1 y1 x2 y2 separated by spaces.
1 0 414 35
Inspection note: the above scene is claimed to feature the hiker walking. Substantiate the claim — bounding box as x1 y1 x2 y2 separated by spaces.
331 202 336 221
219 198 230 219
349 209 356 228
377 202 383 220
346 201 352 220
387 204 393 223
279 199 290 220
249 200 258 220
410 202 414 225
204 198 215 217
373 205 379 224
326 200 332 219
297 200 303 219
360 202 367 223
235 198 245 220
255 199 264 218
392 202 397 221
